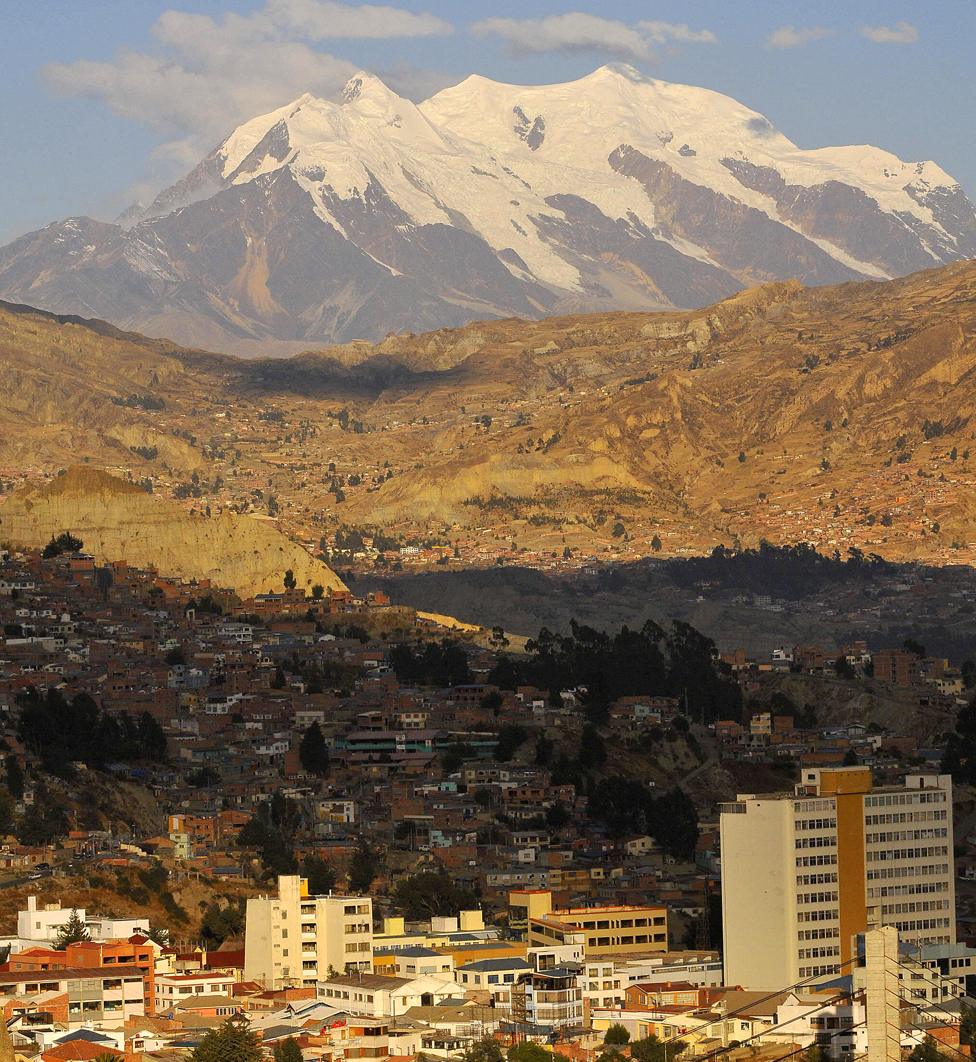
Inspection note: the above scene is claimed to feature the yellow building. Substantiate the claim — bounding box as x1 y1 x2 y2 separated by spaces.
509 890 556 939
515 891 668 957
244 875 373 989
720 768 955 989
372 910 526 971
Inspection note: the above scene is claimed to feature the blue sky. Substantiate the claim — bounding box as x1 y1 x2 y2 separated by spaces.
2 0 974 244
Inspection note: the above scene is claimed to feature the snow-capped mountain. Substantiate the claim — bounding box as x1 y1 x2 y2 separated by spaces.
2 64 974 352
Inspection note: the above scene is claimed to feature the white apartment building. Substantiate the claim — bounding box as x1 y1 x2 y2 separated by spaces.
316 972 458 1017
244 875 373 989
0 897 152 954
720 768 954 989
155 971 237 1014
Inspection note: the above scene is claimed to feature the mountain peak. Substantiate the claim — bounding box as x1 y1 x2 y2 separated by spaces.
340 71 400 106
587 62 650 84
3 66 974 353
288 91 318 109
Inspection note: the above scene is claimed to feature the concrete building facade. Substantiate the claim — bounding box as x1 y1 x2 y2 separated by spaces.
522 897 669 958
720 768 954 988
244 875 373 989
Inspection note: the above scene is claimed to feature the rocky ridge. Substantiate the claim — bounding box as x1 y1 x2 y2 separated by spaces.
0 467 345 599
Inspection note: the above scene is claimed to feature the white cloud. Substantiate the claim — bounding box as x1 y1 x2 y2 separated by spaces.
860 21 919 44
638 21 717 45
267 0 452 39
766 25 833 49
42 0 453 194
471 12 715 61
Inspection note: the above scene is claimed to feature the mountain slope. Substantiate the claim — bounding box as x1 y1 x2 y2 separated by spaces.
2 263 976 567
0 467 345 599
0 66 973 353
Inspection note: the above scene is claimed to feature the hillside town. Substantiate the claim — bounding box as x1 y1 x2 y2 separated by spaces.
3 11 976 1062
0 545 974 1062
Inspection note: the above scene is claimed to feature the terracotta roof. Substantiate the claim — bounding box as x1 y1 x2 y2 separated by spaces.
42 1044 123 1062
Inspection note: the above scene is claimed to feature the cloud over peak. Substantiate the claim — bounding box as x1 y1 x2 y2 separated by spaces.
471 12 716 61
42 0 453 196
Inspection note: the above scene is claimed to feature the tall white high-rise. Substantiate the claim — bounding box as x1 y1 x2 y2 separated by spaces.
720 768 954 989
244 875 373 989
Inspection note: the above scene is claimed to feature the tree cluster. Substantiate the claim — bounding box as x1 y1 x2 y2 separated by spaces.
190 1016 261 1062
490 618 742 724
588 779 700 858
348 838 381 893
942 698 976 784
237 792 300 877
41 532 84 558
299 722 330 776
200 902 245 947
669 541 893 600
390 869 477 920
389 640 473 687
17 688 166 776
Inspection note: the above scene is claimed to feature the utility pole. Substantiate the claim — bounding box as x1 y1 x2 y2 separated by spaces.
865 924 901 1062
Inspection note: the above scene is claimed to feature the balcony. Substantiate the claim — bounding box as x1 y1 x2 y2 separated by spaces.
533 990 581 1004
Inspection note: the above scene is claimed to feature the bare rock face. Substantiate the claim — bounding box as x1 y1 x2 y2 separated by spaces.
0 467 345 599
0 66 973 353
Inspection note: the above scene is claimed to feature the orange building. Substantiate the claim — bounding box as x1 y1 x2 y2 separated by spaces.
9 937 157 1015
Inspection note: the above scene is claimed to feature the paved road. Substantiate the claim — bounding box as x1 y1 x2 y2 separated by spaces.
0 876 33 890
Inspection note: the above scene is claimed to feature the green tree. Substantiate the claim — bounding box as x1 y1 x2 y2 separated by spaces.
55 909 90 948
441 742 474 774
299 722 330 776
494 724 528 763
578 723 607 769
200 902 244 947
391 870 477 920
0 790 13 834
508 1044 551 1062
283 569 297 590
604 1024 631 1045
942 696 976 784
835 656 856 679
17 785 68 845
545 803 570 829
909 1038 943 1062
302 855 336 896
191 1016 262 1062
42 532 83 558
237 799 298 879
311 584 325 600
960 1004 976 1048
187 766 221 788
631 1037 686 1062
348 838 380 893
273 1038 303 1062
462 1038 504 1062
5 755 24 800
649 787 699 859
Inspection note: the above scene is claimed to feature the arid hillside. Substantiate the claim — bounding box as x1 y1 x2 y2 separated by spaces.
2 261 976 567
0 467 344 598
